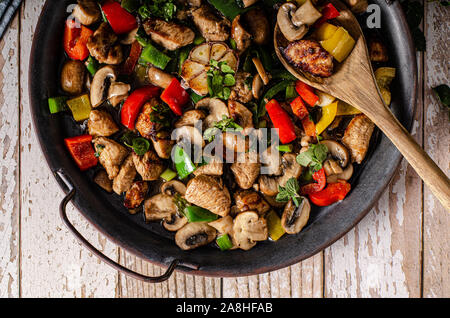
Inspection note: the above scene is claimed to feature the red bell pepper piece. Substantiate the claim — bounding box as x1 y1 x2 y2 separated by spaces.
160 78 190 116
301 168 326 195
315 3 340 27
309 180 351 206
301 116 316 137
64 135 98 171
290 96 316 137
63 19 93 61
121 86 160 130
265 99 297 144
102 0 138 34
295 81 319 107
121 41 142 75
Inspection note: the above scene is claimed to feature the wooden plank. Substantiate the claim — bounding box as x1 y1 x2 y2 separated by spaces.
0 14 19 298
118 252 222 298
324 53 424 297
222 253 323 298
19 2 119 298
422 2 449 298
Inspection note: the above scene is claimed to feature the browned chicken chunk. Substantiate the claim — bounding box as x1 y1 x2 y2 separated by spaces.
342 114 375 164
86 23 124 65
113 155 136 195
229 72 253 104
124 181 149 209
132 150 165 181
231 152 260 190
283 40 333 78
135 99 163 139
88 110 119 137
93 170 112 193
193 157 223 176
185 175 231 217
72 0 101 26
234 190 270 216
143 19 195 51
150 131 174 159
93 137 128 179
191 5 230 42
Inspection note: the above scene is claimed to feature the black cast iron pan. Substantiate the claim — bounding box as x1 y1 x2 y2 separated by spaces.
29 0 417 281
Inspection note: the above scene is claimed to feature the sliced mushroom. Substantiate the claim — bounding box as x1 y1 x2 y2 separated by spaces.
172 126 205 149
161 180 187 196
323 159 344 176
163 214 188 232
175 222 217 250
231 15 252 54
281 198 311 234
144 193 177 222
108 82 131 107
252 74 264 99
151 131 175 159
321 140 350 168
208 216 234 235
252 57 270 85
327 163 354 183
195 98 229 129
72 0 101 26
147 66 175 89
259 153 302 196
90 65 117 108
175 110 206 128
277 3 308 42
291 0 322 27
233 211 268 250
61 60 86 95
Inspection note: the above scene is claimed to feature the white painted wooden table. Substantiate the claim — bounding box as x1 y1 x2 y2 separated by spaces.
0 1 448 298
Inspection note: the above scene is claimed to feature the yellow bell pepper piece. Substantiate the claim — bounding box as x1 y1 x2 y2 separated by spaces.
375 67 396 105
315 22 338 41
316 101 338 135
267 210 285 241
336 100 361 116
320 27 355 63
66 94 92 122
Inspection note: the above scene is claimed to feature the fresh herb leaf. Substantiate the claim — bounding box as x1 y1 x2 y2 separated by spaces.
138 0 177 22
207 59 236 100
203 115 243 142
149 104 172 128
276 177 303 207
121 132 150 156
94 144 105 158
296 143 329 172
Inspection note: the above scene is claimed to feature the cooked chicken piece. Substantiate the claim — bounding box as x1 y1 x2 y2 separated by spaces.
234 190 270 216
88 110 119 137
94 170 112 193
231 15 252 54
151 132 174 159
342 114 375 164
72 0 101 26
228 99 253 135
135 99 163 139
185 175 231 217
112 155 136 195
124 181 149 209
193 157 223 176
86 23 124 65
191 5 230 42
132 150 165 181
283 40 333 78
175 110 206 128
231 152 260 189
369 37 389 62
93 137 128 179
229 72 253 104
143 18 195 51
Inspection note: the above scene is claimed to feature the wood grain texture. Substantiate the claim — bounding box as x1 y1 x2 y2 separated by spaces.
422 2 449 298
19 1 119 298
0 14 19 298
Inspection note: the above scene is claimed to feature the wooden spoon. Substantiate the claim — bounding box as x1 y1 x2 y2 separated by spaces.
274 0 450 211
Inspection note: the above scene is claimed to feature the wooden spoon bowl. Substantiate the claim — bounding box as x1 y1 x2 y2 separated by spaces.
274 0 450 210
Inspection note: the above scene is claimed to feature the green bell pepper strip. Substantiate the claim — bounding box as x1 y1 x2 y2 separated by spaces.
194 35 206 45
259 80 294 117
216 234 233 251
277 144 293 152
160 168 177 182
140 43 172 70
121 0 140 13
85 56 99 76
178 46 191 74
285 82 297 100
207 0 251 20
174 146 196 180
184 206 218 223
48 96 68 114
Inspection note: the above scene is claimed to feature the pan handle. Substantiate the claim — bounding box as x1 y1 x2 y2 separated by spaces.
58 179 189 283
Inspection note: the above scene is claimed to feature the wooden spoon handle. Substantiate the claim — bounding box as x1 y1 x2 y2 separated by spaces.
369 106 450 211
